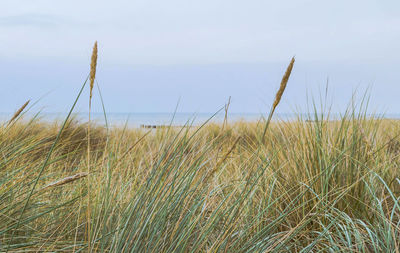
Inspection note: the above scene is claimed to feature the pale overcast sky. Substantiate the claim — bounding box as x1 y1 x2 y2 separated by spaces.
1 0 399 114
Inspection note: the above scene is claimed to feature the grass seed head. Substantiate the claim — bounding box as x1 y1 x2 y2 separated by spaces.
89 41 98 99
272 57 295 110
9 100 30 124
41 172 88 191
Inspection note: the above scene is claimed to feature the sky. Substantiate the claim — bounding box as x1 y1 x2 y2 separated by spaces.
0 0 399 114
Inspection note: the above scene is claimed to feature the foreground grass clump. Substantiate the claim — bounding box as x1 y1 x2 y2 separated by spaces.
0 112 399 252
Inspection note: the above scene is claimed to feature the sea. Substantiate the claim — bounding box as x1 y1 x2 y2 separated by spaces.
0 112 282 128
0 112 397 128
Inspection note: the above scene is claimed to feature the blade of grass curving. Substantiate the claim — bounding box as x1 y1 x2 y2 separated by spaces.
96 80 109 132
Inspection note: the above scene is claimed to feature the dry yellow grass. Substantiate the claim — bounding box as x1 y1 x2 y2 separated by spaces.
1 115 399 251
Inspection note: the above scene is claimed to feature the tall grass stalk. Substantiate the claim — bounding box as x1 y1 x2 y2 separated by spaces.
87 41 98 252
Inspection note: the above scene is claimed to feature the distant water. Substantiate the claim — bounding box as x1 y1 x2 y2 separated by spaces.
0 112 274 128
1 112 399 128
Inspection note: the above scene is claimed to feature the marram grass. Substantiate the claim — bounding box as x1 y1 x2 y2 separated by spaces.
0 49 398 252
0 109 399 252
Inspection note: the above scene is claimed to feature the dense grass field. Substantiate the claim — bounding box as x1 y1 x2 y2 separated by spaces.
1 107 399 252
1 50 399 252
